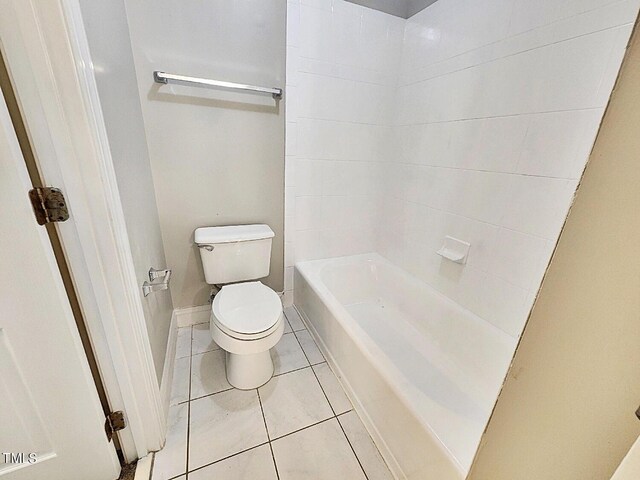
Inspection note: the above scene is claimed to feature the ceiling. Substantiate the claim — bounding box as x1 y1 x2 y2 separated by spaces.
345 0 439 19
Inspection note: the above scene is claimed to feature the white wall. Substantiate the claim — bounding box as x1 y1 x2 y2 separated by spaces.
284 0 404 304
125 0 286 308
78 0 173 381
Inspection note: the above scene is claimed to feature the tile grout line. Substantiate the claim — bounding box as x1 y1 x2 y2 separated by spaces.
175 362 333 407
189 347 221 357
273 363 311 378
183 416 345 477
182 396 340 476
257 388 281 480
291 313 370 480
185 325 194 480
186 441 271 477
270 416 337 443
284 308 306 333
178 312 365 479
183 412 356 479
336 412 371 480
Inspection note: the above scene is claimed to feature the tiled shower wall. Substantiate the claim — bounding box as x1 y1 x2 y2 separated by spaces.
378 0 638 337
284 0 404 303
285 0 638 337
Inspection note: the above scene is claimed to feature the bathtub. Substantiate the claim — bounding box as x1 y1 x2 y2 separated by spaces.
294 253 516 479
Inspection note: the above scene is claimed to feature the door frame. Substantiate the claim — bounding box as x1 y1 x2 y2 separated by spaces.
0 0 165 461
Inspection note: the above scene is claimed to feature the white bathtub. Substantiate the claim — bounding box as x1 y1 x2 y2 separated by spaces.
294 253 516 479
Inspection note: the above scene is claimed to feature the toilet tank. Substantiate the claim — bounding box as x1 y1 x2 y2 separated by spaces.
195 224 275 284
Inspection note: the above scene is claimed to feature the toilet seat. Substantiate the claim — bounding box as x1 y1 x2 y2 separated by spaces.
212 281 282 340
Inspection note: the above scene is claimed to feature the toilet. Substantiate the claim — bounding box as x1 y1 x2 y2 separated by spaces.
194 224 284 389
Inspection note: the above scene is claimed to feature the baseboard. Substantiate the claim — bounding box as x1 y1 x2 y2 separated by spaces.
173 304 210 327
282 290 293 307
294 304 406 480
134 453 153 480
159 311 178 427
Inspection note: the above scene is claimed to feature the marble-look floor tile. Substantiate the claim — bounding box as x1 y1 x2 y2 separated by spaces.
284 306 306 331
192 323 219 355
188 445 277 480
271 418 366 480
313 363 352 415
152 403 188 480
191 349 231 399
175 327 192 359
271 332 309 375
283 317 292 334
170 356 190 406
295 329 325 365
338 411 394 480
259 368 333 439
189 389 268 470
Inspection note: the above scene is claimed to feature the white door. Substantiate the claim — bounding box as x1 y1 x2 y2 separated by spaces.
0 87 120 478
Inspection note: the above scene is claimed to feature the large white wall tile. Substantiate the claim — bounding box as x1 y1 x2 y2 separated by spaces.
500 176 578 239
286 0 638 339
515 109 603 178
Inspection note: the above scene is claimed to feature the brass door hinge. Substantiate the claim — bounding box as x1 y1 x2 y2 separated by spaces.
28 187 69 225
105 411 126 442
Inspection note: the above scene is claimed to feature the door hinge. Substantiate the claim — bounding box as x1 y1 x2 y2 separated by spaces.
28 187 69 225
105 411 126 442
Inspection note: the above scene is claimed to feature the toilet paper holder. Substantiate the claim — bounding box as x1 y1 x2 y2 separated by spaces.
142 267 172 297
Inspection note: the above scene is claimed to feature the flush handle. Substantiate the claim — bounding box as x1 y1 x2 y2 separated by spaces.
198 245 214 252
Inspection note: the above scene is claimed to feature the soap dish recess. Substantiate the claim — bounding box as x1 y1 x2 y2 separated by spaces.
437 236 470 264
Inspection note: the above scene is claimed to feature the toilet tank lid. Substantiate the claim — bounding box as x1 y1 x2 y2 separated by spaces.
195 224 274 244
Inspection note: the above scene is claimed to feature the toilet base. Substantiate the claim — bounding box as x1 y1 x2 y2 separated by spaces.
225 349 274 390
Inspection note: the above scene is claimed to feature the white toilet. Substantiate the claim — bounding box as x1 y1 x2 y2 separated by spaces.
194 224 284 389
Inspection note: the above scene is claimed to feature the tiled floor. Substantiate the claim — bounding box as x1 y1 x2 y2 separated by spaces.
152 306 394 480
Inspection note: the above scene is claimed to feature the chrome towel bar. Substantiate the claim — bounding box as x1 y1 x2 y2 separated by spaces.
153 71 283 99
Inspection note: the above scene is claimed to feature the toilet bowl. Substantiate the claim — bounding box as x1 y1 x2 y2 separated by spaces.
210 281 284 389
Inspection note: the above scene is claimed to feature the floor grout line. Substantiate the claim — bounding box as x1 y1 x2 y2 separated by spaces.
256 387 271 442
187 386 235 403
269 415 337 443
184 325 193 480
274 363 314 378
257 388 280 480
181 362 324 407
284 309 307 333
185 441 271 476
336 412 371 480
182 415 351 477
267 441 281 480
291 311 370 480
189 347 221 357
160 313 379 480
